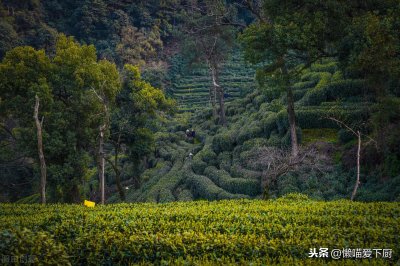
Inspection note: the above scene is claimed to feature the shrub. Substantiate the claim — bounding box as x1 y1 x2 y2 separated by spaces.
292 80 318 91
301 128 337 144
140 160 171 183
212 131 236 153
177 189 194 201
276 110 289 135
267 132 282 147
261 112 278 138
293 90 307 101
241 138 269 151
196 144 217 165
267 99 284 112
191 157 208 175
217 152 232 172
186 172 224 200
217 191 250 200
297 106 369 129
158 188 176 203
140 161 186 202
277 193 310 202
325 79 365 100
204 166 261 196
236 122 263 145
230 164 262 180
310 61 337 73
252 94 267 108
300 72 325 82
155 132 181 143
300 72 331 106
331 70 343 82
0 200 399 264
0 227 70 265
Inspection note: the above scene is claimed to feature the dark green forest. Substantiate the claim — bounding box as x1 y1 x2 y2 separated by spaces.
1 0 400 204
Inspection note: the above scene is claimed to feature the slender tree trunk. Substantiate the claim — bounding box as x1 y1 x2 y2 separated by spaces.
34 95 47 204
287 87 299 158
282 66 299 159
215 68 226 126
207 60 218 119
217 86 226 126
209 85 217 118
210 64 226 126
351 131 361 201
99 124 106 204
112 141 125 201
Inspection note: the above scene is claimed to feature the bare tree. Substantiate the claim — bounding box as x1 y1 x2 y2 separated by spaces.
33 95 47 204
245 146 333 198
326 116 376 201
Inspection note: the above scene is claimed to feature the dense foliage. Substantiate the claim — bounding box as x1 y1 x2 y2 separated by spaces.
1 196 399 264
1 1 400 264
0 0 400 204
0 35 173 203
123 59 400 203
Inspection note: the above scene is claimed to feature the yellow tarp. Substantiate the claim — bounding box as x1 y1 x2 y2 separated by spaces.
84 200 95 207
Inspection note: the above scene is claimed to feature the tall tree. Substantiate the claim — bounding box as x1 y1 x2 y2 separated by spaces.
239 0 346 158
179 0 237 126
107 64 174 201
54 35 121 203
76 58 121 204
33 95 47 204
0 46 52 201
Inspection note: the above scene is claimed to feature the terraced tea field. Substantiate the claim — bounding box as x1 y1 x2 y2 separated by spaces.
168 50 256 112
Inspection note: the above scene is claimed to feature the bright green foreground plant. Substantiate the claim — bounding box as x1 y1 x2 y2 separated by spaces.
0 198 399 265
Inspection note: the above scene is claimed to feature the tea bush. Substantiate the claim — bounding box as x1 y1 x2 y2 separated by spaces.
0 200 398 265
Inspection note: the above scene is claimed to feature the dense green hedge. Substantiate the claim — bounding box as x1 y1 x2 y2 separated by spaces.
230 164 262 180
212 131 236 153
296 108 369 129
176 189 194 201
186 172 223 200
204 166 261 196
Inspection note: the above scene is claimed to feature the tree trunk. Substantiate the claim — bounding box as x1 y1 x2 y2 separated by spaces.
217 86 226 126
207 60 218 120
34 95 47 204
112 141 125 201
351 131 361 201
210 85 217 118
99 125 106 204
216 72 226 126
282 65 299 159
210 64 226 126
287 86 299 159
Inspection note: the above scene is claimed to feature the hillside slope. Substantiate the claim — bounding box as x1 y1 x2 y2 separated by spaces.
109 59 400 203
167 50 256 112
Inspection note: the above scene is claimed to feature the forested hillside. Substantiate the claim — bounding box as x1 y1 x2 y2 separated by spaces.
1 0 400 204
1 1 400 265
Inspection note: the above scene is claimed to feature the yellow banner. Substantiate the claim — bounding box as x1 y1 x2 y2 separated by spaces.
84 200 95 207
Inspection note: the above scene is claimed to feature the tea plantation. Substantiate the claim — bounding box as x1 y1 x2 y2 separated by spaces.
1 196 399 265
167 49 256 112
113 59 400 204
